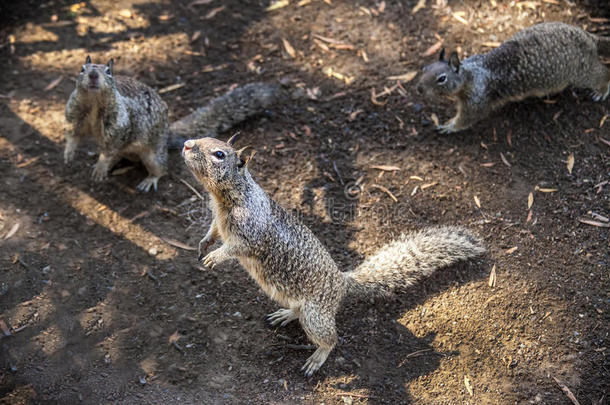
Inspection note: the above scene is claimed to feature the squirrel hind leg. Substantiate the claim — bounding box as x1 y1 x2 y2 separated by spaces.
298 304 338 377
137 149 167 192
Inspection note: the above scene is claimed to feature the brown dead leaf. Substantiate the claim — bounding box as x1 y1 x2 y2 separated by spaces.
474 195 481 208
578 218 610 228
266 0 290 11
480 162 495 167
118 9 133 18
566 153 574 174
409 176 424 181
488 264 496 287
168 331 182 344
481 41 501 48
188 0 214 6
70 2 87 12
203 6 224 19
44 76 63 92
370 165 401 172
430 113 439 127
282 38 296 58
500 152 511 167
452 12 469 25
349 109 363 121
371 184 398 203
387 71 417 83
600 114 608 128
160 237 196 251
464 375 473 396
421 40 443 57
527 192 533 209
4 223 19 240
411 0 426 14
158 83 185 94
537 187 558 193
505 246 518 255
506 130 512 147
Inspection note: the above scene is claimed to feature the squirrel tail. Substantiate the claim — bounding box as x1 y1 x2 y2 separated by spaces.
168 82 281 146
595 35 610 56
345 226 485 298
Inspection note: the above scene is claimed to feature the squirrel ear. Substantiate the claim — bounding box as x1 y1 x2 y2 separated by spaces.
236 146 255 169
449 52 460 73
439 48 445 61
85 55 92 64
106 58 114 75
227 133 239 146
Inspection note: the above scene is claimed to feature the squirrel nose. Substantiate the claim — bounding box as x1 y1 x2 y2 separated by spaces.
89 71 99 80
183 140 195 152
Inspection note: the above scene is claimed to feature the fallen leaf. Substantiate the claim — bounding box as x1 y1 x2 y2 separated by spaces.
266 0 290 11
118 9 133 18
537 188 558 193
505 246 518 255
488 264 496 287
421 40 443 57
203 6 224 19
600 114 609 128
578 218 610 228
387 71 417 83
474 195 481 208
160 237 196 251
411 0 426 14
282 38 296 58
370 165 401 172
349 109 363 121
480 162 495 167
44 76 63 92
371 184 398 203
480 41 501 48
430 113 439 126
188 0 213 6
4 223 19 240
464 375 473 396
500 152 511 167
566 153 574 174
158 83 185 94
452 12 469 25
169 331 181 344
527 192 533 209
409 176 424 181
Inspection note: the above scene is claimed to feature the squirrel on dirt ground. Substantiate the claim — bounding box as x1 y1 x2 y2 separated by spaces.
64 56 279 191
182 135 486 376
416 22 610 133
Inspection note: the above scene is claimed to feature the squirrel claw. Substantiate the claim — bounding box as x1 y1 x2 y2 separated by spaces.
198 252 204 262
136 177 159 192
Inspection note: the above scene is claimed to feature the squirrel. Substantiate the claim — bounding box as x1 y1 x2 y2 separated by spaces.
182 135 485 376
416 22 610 133
64 56 280 191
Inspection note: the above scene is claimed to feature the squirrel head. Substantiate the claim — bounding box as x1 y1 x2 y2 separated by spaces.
75 55 116 93
416 49 464 100
182 134 255 199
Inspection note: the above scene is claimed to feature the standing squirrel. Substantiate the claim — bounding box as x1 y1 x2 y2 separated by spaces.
64 56 279 191
416 22 610 133
182 135 485 376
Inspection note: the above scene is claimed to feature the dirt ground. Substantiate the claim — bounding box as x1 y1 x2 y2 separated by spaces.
0 0 608 404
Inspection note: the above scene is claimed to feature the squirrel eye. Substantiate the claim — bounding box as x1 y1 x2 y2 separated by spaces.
104 66 111 75
437 74 447 84
80 65 86 73
213 151 225 160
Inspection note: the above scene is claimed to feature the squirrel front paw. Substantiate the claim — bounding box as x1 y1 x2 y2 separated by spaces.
436 122 459 134
91 162 109 182
198 236 215 261
63 147 76 164
201 248 228 269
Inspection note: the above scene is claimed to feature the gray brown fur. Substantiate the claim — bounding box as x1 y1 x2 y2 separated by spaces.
65 56 281 191
416 22 610 133
182 136 485 376
169 82 280 141
65 56 169 191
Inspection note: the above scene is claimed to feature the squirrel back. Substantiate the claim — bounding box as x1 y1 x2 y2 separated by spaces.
182 136 485 376
417 22 610 133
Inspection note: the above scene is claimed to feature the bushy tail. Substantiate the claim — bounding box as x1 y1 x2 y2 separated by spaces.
168 82 280 147
595 35 610 56
345 226 485 298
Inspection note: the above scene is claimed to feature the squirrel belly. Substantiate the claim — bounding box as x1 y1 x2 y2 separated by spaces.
182 135 485 376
